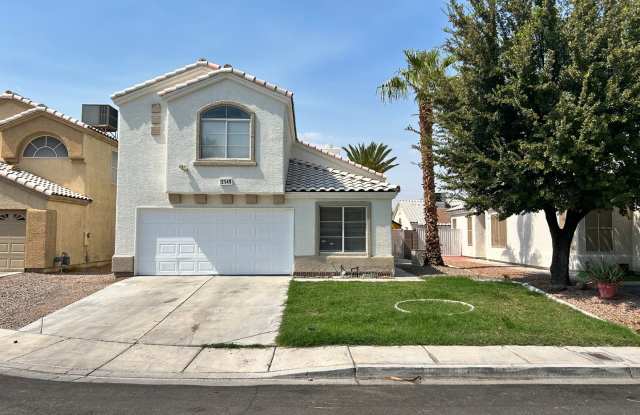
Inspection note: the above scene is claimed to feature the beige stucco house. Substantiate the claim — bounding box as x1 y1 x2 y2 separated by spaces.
111 59 399 277
448 206 640 272
0 91 118 272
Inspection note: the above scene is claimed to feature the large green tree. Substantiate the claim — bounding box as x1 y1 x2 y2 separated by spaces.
436 0 640 288
342 142 399 173
379 49 454 266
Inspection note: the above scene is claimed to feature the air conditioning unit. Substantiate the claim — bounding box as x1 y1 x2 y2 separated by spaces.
81 104 118 132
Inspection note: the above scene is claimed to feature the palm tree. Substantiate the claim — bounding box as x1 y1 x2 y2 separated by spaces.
378 49 453 266
342 142 398 173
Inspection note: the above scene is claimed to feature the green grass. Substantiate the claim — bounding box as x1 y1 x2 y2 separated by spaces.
277 277 640 347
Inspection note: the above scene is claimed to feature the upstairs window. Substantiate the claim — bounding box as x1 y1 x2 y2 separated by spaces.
585 209 613 252
199 104 251 160
23 136 68 158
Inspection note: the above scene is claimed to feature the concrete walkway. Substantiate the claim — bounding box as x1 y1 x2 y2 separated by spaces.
2 328 640 384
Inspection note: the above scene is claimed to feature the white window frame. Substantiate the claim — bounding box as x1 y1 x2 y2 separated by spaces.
319 205 368 254
199 105 252 161
23 136 68 158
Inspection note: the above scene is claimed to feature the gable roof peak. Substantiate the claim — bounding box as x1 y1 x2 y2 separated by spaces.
0 90 116 141
111 59 223 100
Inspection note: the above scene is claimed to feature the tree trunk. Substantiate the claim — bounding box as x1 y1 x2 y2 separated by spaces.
543 207 585 290
418 99 444 266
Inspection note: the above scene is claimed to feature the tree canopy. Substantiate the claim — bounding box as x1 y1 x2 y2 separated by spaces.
435 0 640 286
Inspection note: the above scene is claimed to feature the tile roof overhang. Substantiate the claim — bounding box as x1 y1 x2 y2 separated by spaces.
0 162 91 203
0 91 117 143
286 159 399 192
111 60 223 100
157 66 294 99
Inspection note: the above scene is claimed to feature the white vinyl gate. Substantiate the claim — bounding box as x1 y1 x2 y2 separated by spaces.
438 228 462 256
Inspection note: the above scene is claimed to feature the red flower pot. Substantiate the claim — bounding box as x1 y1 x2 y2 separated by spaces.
597 282 618 299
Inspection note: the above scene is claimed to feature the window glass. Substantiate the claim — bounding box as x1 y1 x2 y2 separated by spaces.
320 207 342 222
344 207 366 222
344 237 366 252
320 206 366 253
23 136 68 158
345 222 366 237
199 105 251 159
467 216 473 246
201 107 227 119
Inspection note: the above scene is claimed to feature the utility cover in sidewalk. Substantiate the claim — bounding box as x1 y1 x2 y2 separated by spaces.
394 299 475 316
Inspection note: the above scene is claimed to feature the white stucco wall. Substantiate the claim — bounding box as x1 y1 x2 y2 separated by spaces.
114 93 170 256
451 208 635 271
165 77 288 194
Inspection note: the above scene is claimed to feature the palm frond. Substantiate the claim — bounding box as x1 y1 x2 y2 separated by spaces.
342 141 399 173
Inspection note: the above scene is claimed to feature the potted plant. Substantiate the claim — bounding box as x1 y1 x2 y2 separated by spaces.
579 261 624 299
573 271 591 290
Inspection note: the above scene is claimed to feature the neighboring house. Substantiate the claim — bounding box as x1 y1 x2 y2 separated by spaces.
0 91 118 272
448 205 640 272
392 199 451 231
110 59 399 276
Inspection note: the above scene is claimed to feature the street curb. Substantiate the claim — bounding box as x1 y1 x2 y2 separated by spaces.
1 362 639 386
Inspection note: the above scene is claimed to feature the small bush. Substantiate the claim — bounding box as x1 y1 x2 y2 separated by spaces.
578 261 625 284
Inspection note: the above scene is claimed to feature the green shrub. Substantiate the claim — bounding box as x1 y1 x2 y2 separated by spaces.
578 261 625 284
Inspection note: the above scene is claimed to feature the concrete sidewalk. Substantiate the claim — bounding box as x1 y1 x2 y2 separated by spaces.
1 328 640 385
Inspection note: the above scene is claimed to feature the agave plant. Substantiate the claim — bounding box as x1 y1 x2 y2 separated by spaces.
342 142 398 173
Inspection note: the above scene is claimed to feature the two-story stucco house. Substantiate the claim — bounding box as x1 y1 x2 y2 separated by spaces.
0 91 118 272
111 59 399 277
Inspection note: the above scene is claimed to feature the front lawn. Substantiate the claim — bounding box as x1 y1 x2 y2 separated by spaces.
277 278 640 347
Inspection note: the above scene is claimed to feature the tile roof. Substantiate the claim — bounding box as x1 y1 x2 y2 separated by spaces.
0 91 116 141
296 140 386 178
0 162 91 202
111 59 222 99
158 65 294 98
395 200 451 225
286 159 398 192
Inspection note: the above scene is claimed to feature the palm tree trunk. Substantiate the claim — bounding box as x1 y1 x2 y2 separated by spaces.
418 99 444 266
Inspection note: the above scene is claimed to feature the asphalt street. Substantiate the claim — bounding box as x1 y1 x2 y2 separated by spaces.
2 375 640 414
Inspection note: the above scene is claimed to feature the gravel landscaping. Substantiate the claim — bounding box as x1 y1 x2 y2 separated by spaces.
0 267 120 330
399 257 640 333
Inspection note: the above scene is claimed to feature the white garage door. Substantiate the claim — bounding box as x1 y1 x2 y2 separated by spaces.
136 208 294 276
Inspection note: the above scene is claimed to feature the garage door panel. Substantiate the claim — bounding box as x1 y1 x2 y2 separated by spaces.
137 208 293 276
0 213 26 271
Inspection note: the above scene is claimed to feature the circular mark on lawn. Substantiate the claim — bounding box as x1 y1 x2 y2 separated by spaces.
394 299 475 316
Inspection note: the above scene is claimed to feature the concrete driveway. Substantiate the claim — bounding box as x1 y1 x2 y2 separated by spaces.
20 276 290 346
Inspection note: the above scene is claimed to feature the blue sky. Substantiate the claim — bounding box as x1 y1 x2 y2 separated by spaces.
1 0 450 200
